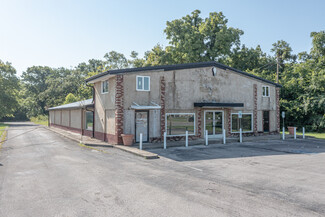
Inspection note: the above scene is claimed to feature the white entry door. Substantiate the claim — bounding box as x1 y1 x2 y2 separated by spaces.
135 111 149 142
204 110 224 138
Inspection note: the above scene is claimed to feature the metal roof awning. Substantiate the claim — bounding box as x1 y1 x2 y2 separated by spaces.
194 102 244 108
48 99 94 110
131 102 161 110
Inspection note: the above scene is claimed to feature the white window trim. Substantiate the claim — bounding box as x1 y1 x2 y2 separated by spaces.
136 75 150 91
203 110 224 139
231 113 253 133
101 80 109 94
165 113 196 137
262 86 270 97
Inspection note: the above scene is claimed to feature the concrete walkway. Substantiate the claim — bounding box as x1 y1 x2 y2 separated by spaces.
47 126 158 159
142 133 298 150
47 126 303 157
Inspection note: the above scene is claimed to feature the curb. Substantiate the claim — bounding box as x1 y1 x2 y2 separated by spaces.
114 145 159 159
46 127 158 159
46 127 113 147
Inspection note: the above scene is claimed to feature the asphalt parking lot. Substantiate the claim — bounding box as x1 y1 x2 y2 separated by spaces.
1 122 325 217
148 138 325 216
149 138 325 161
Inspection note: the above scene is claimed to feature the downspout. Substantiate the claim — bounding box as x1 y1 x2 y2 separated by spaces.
81 108 83 135
86 82 95 138
104 109 108 141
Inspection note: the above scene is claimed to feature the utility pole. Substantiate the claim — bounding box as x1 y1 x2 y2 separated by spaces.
276 55 279 83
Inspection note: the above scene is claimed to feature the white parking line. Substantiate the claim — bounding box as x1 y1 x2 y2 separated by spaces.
184 165 203 172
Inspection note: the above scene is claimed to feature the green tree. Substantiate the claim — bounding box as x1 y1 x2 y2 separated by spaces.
271 40 293 82
64 93 79 104
104 51 128 69
74 59 107 100
164 10 243 63
129 51 145 68
21 66 52 115
143 44 171 66
0 60 19 119
310 31 325 58
227 45 269 71
279 32 325 131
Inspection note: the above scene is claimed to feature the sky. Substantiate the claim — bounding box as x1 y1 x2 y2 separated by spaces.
0 0 324 76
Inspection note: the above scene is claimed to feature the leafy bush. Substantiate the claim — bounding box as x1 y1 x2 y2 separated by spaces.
30 115 48 126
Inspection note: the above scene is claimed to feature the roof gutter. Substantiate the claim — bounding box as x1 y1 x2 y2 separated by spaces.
84 61 282 88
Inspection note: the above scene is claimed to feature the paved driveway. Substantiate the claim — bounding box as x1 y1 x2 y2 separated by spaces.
1 122 325 217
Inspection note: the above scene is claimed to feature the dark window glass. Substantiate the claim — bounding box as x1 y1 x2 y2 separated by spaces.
85 111 93 130
232 114 252 132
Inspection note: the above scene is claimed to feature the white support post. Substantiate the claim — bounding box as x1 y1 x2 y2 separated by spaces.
294 127 296 140
185 131 188 147
139 133 143 150
223 129 226 144
303 127 305 139
163 132 167 149
205 130 208 146
239 128 242 143
282 127 285 140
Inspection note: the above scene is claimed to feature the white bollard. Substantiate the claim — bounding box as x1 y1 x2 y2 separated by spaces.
294 127 296 139
239 128 242 143
282 127 285 140
139 133 143 150
223 129 226 144
185 131 189 147
205 130 208 146
164 132 167 149
303 127 305 139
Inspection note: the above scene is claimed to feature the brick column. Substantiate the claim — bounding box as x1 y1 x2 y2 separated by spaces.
227 108 231 136
160 76 166 139
276 88 280 133
197 108 202 137
253 84 258 134
115 75 124 144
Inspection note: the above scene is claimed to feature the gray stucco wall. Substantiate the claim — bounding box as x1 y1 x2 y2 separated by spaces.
54 110 61 125
122 66 278 134
71 109 82 129
61 110 69 127
50 109 82 129
92 65 278 138
149 109 161 138
49 111 55 124
124 110 135 135
94 76 116 134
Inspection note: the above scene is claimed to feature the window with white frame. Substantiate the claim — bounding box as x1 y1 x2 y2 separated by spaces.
231 113 253 133
136 76 150 91
166 113 195 136
262 86 269 97
101 80 109 94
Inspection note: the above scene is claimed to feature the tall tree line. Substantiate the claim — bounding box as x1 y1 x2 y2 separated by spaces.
0 10 324 131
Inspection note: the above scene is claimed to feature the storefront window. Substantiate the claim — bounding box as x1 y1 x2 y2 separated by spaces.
166 113 195 136
231 113 253 132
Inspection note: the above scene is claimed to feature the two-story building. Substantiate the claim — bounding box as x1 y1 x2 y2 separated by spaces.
49 61 281 144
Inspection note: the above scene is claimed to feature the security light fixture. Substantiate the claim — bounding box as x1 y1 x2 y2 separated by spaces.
212 67 217 76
